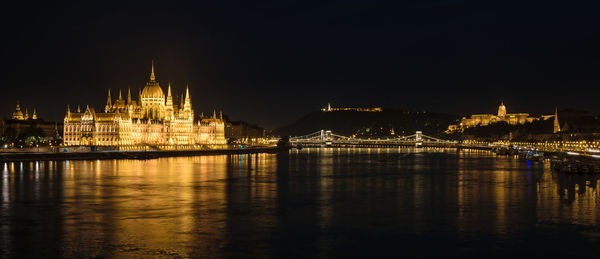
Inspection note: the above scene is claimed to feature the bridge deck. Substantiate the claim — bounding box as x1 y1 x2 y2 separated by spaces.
290 130 458 147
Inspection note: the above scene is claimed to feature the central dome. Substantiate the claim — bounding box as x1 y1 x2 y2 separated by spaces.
141 61 164 98
141 81 164 98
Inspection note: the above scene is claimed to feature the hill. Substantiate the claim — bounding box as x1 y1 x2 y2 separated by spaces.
274 109 457 138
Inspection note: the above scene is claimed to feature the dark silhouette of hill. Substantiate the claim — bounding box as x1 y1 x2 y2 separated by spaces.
557 109 600 133
274 109 457 137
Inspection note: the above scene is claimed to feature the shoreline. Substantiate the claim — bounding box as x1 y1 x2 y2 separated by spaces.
0 146 290 162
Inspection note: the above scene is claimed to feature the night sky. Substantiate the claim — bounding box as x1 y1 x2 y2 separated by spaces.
2 1 600 128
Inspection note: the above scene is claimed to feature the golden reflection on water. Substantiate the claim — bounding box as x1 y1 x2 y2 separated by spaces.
61 154 279 257
0 149 600 257
60 156 226 257
0 154 280 257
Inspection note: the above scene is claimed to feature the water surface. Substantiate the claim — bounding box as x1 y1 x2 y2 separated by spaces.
1 148 600 258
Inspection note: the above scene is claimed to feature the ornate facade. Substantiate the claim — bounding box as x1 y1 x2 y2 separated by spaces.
63 62 226 147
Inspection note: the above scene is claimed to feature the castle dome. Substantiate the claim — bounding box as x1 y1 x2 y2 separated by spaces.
498 101 506 117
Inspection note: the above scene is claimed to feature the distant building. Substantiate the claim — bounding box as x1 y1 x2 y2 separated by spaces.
446 102 556 133
321 103 382 112
63 62 226 147
1 101 60 144
225 121 266 139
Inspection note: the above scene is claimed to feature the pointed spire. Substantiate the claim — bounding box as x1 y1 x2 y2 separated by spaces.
77 105 81 113
67 104 71 115
183 85 192 110
118 89 123 100
106 89 112 107
127 88 132 104
554 107 561 133
213 109 216 119
150 60 156 81
165 83 173 110
219 110 223 120
32 109 37 120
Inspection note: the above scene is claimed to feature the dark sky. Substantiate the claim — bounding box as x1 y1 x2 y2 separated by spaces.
2 0 600 128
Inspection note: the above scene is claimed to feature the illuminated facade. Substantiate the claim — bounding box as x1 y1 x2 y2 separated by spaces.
63 62 226 147
447 102 552 133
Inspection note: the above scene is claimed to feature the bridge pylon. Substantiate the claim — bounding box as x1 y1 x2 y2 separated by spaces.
415 131 423 147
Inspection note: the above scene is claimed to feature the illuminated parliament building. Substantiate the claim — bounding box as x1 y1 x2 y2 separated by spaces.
63 62 226 147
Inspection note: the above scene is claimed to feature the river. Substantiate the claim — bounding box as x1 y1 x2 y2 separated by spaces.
1 148 599 258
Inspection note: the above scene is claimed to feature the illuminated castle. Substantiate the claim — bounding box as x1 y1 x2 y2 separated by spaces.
63 62 226 147
446 102 556 133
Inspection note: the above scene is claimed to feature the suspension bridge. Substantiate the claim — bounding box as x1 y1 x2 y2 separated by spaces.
289 130 458 148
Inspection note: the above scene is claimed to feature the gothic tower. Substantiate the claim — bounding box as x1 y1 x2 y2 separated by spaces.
165 83 174 120
553 108 561 133
183 86 193 120
105 89 112 112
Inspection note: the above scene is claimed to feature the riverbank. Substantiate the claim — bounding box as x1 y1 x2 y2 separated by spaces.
0 146 289 162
